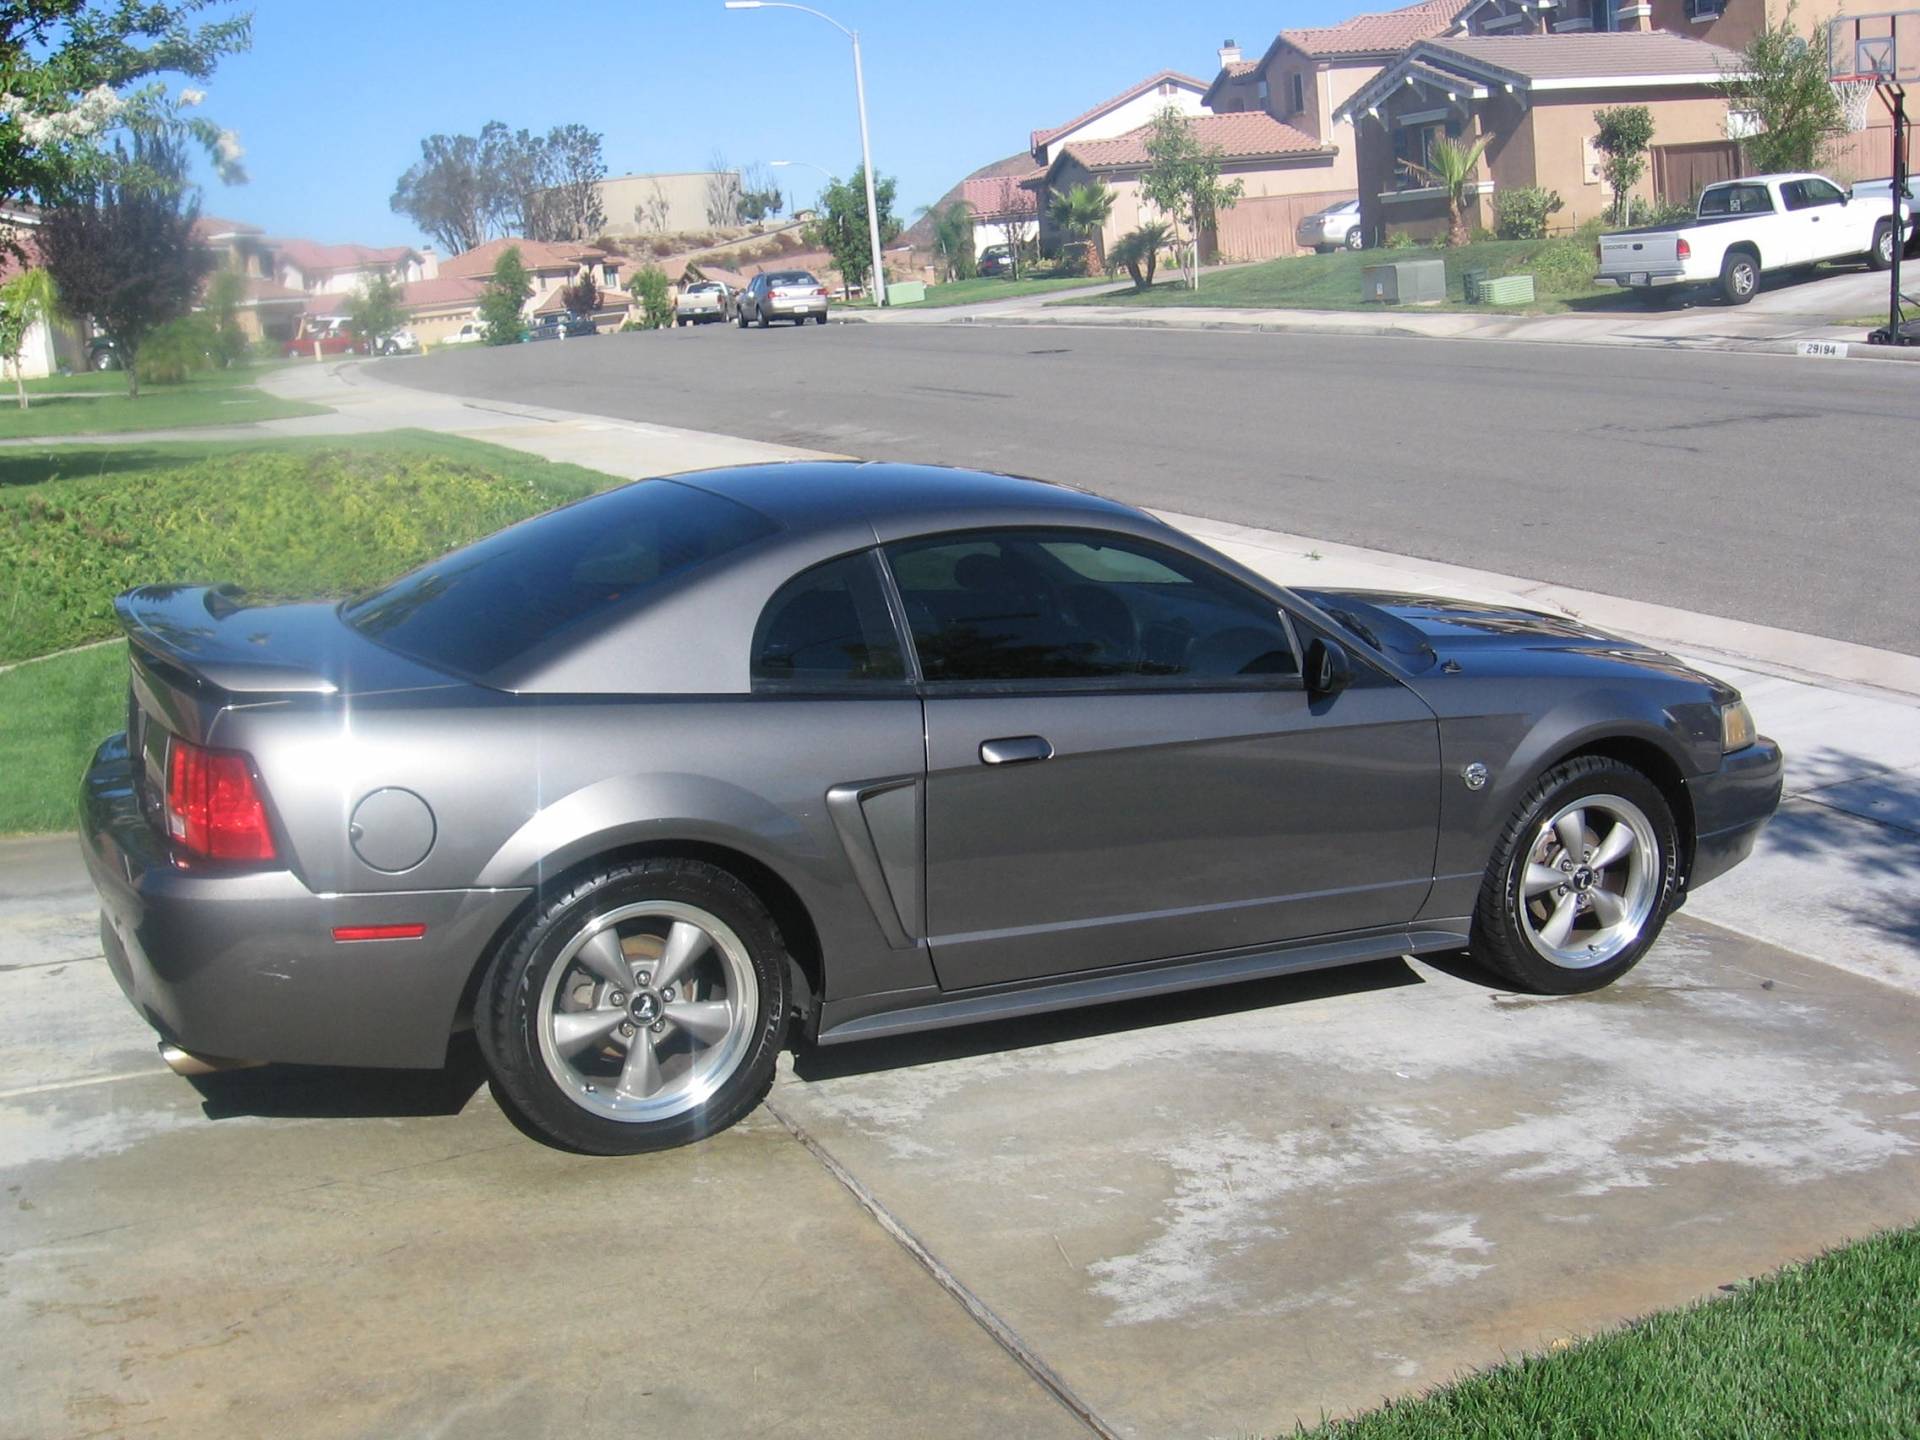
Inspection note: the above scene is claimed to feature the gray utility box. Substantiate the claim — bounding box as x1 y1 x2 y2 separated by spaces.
1362 258 1446 305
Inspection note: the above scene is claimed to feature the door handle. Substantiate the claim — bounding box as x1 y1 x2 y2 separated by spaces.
980 735 1053 765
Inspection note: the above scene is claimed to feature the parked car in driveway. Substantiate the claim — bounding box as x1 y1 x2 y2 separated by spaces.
1296 197 1364 252
282 330 364 358
377 329 420 356
977 244 1017 277
86 334 120 370
528 314 598 341
735 270 829 327
80 462 1781 1155
675 281 732 325
1596 172 1911 305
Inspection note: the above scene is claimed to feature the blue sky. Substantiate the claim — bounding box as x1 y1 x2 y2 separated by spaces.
184 0 1358 249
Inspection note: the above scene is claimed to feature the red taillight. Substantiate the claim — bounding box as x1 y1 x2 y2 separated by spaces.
1676 237 1691 261
814 287 828 297
165 736 277 861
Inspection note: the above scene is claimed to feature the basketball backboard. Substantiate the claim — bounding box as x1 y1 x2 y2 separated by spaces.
1827 10 1920 83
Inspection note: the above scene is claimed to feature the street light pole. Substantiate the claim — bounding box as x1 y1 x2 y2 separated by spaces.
725 1 887 306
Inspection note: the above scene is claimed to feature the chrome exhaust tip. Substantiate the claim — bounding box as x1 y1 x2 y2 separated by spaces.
158 1042 264 1078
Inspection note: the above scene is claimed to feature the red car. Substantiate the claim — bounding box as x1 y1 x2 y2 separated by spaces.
282 331 365 358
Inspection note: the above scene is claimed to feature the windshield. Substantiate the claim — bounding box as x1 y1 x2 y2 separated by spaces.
344 480 777 680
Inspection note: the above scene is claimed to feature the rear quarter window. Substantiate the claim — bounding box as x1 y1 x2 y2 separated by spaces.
344 479 776 681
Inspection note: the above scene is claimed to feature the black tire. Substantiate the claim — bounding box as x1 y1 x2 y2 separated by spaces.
756 309 770 328
1468 755 1680 996
477 857 790 1155
735 308 749 329
92 349 116 371
815 312 829 325
1344 226 1364 251
1867 222 1895 271
1718 250 1759 305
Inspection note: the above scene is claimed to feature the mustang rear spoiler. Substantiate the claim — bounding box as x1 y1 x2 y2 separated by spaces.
114 584 341 696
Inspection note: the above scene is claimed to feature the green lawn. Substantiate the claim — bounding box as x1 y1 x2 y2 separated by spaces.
0 365 324 437
896 273 1121 308
1295 1226 1920 1438
0 431 627 831
1062 238 1626 315
0 643 131 834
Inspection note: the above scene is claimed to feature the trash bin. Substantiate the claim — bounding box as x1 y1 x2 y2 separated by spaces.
1462 267 1490 304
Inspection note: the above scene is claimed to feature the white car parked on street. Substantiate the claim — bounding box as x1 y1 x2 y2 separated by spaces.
1596 173 1912 306
440 322 485 346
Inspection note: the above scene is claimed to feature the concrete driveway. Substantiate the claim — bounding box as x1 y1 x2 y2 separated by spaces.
7 832 1919 1439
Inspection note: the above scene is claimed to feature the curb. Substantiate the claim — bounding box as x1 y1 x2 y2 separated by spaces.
848 305 1920 363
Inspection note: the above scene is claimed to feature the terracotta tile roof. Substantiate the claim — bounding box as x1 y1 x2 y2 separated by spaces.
276 239 416 274
1059 111 1332 171
1220 59 1258 77
191 214 265 242
1280 0 1463 58
1031 69 1209 152
1420 32 1741 81
303 292 356 318
438 237 614 280
960 173 1041 218
233 275 307 305
400 276 487 310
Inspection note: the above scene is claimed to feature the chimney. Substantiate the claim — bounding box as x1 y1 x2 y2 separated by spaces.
1219 38 1242 68
418 244 439 280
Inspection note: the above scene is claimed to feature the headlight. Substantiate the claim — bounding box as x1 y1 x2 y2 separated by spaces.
1720 699 1756 753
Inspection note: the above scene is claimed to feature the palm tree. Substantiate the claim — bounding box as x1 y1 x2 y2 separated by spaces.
1047 181 1116 274
1109 221 1175 290
0 268 59 410
922 200 977 282
1403 134 1494 247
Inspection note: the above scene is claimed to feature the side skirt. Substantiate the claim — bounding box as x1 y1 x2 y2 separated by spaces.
814 922 1472 1047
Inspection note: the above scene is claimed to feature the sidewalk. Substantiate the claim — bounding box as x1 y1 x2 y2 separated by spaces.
855 273 1919 362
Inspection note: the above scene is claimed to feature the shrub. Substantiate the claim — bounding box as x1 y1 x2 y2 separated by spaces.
1384 230 1417 249
1494 187 1565 240
1531 236 1599 295
633 265 673 329
1108 222 1173 290
135 315 216 385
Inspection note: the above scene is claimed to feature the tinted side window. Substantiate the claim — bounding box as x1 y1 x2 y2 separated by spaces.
884 530 1299 686
345 480 776 680
1701 184 1772 216
752 552 905 689
1800 178 1844 207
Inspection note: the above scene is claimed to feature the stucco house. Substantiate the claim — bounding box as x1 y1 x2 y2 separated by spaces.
1029 70 1211 168
960 173 1041 258
276 239 434 296
0 206 88 378
1336 31 1744 241
191 216 310 345
398 238 631 341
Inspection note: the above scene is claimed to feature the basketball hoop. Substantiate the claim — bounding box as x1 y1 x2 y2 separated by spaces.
1828 11 1920 344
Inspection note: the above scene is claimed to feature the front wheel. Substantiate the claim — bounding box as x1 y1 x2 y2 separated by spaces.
1719 251 1759 305
1868 222 1895 271
477 857 791 1154
1344 227 1364 251
1469 756 1679 995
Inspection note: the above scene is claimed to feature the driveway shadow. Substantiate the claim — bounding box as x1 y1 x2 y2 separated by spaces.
794 957 1424 1082
1559 257 1880 316
185 1033 488 1121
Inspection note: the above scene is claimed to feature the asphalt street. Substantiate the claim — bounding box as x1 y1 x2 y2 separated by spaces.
381 324 1920 655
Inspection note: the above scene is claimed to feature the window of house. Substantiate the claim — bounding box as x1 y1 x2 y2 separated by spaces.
1257 78 1270 103
1687 0 1725 16
603 264 618 286
1391 116 1463 189
1158 81 1177 95
884 530 1299 687
1289 72 1307 116
751 552 905 689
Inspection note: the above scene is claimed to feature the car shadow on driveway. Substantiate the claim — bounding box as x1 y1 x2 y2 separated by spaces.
793 957 1427 1082
184 1033 489 1121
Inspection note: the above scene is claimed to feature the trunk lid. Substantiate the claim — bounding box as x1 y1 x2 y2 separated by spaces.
1598 230 1683 273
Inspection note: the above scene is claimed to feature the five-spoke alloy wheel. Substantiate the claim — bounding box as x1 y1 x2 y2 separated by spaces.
1472 756 1679 994
480 858 790 1153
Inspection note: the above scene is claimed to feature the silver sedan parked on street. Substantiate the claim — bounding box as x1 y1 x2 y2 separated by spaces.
735 270 830 327
82 463 1781 1154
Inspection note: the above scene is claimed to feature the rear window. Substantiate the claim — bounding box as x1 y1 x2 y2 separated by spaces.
1699 183 1773 216
343 480 776 680
766 271 818 286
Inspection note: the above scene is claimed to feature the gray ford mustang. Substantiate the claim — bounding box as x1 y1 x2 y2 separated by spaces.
81 462 1782 1153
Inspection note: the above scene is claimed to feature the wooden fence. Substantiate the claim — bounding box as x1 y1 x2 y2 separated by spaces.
1210 190 1359 262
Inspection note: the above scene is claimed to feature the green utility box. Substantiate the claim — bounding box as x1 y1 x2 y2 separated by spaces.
1480 274 1536 305
1461 267 1490 303
887 280 927 304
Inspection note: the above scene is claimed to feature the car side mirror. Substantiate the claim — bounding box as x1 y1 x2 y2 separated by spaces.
1306 637 1352 699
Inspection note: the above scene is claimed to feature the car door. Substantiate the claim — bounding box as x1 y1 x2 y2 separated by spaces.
1786 177 1854 263
885 528 1442 993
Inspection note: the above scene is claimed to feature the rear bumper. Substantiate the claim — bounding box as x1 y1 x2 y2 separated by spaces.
1598 271 1690 289
80 734 529 1069
1685 736 1784 894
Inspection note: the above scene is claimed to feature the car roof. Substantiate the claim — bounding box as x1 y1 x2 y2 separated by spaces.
674 460 1139 539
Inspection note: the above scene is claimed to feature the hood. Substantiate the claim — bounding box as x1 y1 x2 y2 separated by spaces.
1293 589 1713 681
115 584 461 698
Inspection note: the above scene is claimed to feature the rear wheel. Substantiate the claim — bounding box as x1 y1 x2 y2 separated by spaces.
1868 222 1895 271
1469 756 1679 995
477 857 790 1154
815 312 829 325
1719 250 1759 305
736 307 749 328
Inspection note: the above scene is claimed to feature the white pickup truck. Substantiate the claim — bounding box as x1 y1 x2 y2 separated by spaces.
1596 173 1911 306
